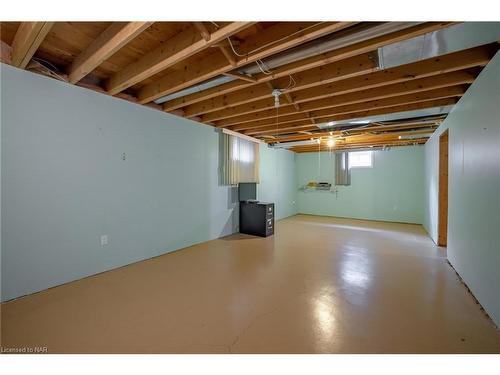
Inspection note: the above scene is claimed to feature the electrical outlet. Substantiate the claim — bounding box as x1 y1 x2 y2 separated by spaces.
393 205 398 211
100 235 108 246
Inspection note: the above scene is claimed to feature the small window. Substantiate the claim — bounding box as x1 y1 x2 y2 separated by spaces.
349 151 373 169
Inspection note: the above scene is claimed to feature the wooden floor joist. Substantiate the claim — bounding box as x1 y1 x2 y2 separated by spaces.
11 22 54 68
200 44 495 124
182 52 378 118
161 22 455 112
137 22 356 104
267 121 440 143
68 22 153 84
106 22 255 95
290 138 429 153
246 97 458 136
224 71 476 130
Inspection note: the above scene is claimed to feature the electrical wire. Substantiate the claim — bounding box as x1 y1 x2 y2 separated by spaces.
254 60 273 75
227 37 246 57
283 75 296 90
31 58 68 82
227 22 325 58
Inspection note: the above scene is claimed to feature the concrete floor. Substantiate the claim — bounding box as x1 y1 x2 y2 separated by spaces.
1 214 499 353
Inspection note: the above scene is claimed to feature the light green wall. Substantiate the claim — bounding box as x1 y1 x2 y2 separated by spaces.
0 64 295 301
258 146 298 220
296 146 424 224
423 51 500 327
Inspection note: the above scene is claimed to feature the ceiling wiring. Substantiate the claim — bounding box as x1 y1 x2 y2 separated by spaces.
226 22 325 58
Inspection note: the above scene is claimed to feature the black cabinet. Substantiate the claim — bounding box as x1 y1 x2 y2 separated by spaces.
239 201 274 237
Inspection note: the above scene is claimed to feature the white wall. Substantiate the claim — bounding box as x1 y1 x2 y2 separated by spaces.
0 64 296 302
423 51 500 327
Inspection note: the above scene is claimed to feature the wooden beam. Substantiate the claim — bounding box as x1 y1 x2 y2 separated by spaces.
290 138 429 153
193 22 239 68
68 22 152 84
268 122 440 143
192 22 239 68
161 22 455 111
138 22 356 104
219 46 237 67
11 22 54 68
261 121 440 141
184 52 378 118
106 22 255 95
201 43 495 123
201 43 498 122
291 44 495 104
234 85 466 132
221 69 476 129
308 86 464 118
222 71 257 83
192 22 211 41
0 40 12 64
291 135 430 148
246 97 458 135
169 109 185 116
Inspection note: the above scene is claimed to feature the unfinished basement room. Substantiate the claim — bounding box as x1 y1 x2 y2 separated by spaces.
1 3 500 370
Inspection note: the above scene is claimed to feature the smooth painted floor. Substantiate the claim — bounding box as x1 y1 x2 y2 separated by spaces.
1 214 500 353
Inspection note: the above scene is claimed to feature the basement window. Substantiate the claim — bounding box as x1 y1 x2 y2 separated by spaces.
349 151 373 169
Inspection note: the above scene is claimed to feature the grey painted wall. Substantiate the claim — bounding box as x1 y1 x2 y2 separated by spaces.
423 51 500 327
0 64 296 302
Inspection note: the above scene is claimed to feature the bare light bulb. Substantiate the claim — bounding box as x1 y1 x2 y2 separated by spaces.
327 138 335 147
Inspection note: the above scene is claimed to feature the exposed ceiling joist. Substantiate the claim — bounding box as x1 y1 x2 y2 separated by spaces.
230 83 468 132
269 122 440 143
106 22 255 95
11 22 54 68
222 69 476 129
68 22 153 84
161 22 455 112
246 97 458 135
193 22 239 67
290 44 495 104
201 44 494 124
192 22 211 42
290 138 429 152
183 52 378 118
137 22 357 104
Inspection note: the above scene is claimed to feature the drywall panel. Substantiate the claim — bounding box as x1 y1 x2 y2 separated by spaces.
257 146 298 220
424 51 500 326
0 64 294 301
296 146 424 224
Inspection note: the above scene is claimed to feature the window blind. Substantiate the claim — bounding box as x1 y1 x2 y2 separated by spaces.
221 133 260 185
335 152 351 186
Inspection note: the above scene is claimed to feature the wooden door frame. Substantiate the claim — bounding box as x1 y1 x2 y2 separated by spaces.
438 129 449 247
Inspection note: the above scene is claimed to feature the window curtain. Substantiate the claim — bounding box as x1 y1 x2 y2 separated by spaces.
335 152 351 186
221 133 260 185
